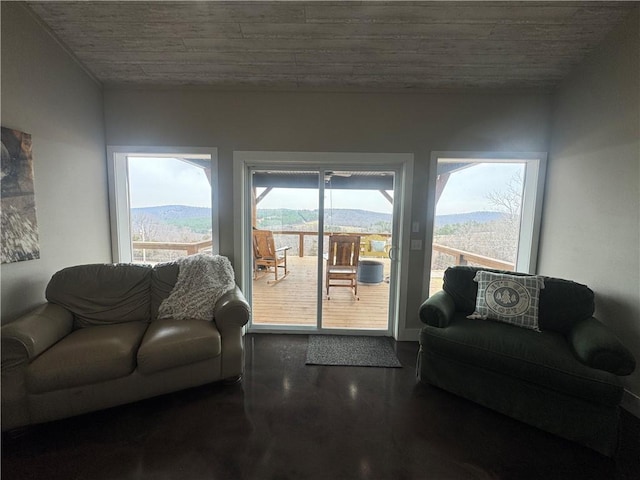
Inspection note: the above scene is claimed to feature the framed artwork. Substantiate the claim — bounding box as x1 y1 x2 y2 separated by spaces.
1 127 40 263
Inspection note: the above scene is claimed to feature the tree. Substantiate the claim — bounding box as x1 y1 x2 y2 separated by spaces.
131 213 164 242
484 171 524 262
486 171 523 223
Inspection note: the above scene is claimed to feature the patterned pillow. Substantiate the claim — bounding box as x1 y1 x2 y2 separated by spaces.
468 271 544 332
370 240 386 252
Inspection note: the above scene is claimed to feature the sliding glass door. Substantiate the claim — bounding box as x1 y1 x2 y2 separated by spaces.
248 166 398 334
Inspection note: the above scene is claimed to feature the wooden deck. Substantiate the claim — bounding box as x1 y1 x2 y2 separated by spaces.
251 255 446 330
251 256 391 330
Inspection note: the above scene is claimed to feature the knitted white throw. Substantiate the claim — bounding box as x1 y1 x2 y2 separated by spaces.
158 254 236 321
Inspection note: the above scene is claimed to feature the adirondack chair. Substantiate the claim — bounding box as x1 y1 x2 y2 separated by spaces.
325 234 361 300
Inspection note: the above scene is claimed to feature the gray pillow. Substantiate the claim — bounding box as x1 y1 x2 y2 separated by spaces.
468 271 544 332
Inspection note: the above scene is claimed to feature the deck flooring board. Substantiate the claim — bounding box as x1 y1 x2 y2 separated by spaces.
252 256 390 329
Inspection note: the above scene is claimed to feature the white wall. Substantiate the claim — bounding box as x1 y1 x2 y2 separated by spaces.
104 88 552 330
0 3 111 322
539 10 640 403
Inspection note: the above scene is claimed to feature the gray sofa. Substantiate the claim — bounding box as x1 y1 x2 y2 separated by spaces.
418 266 635 456
1 261 250 431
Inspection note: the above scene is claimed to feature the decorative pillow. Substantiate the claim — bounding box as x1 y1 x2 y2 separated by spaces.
468 271 544 332
370 240 386 252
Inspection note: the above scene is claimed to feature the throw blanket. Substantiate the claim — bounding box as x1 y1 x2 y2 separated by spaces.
158 254 236 321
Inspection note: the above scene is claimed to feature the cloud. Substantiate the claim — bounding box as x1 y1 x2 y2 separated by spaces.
437 163 524 215
128 157 211 208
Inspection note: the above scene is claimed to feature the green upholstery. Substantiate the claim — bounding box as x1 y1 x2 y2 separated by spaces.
569 317 636 375
419 290 455 328
442 265 597 333
418 266 636 456
421 314 623 406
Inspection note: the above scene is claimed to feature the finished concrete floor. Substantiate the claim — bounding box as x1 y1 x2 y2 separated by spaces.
2 334 638 480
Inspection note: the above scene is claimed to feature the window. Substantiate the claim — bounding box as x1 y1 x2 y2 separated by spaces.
107 147 219 263
424 153 546 297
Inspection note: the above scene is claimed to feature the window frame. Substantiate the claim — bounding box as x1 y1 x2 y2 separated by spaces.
106 146 219 263
422 151 547 299
233 150 415 340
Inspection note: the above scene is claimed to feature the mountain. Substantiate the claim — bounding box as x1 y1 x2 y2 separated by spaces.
131 205 211 222
435 211 505 227
323 208 390 228
131 205 504 228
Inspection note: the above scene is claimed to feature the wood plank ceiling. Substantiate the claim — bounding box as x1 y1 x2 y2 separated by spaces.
26 1 635 91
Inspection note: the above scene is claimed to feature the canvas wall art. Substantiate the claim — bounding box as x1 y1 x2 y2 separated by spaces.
1 127 40 263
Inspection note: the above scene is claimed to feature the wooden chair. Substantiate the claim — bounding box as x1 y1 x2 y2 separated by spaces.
325 234 361 300
360 234 390 259
253 229 290 284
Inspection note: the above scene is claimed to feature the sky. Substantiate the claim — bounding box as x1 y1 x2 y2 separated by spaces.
257 187 394 214
436 163 524 215
127 157 524 215
128 157 212 208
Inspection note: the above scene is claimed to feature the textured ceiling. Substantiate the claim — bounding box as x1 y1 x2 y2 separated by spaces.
26 1 635 91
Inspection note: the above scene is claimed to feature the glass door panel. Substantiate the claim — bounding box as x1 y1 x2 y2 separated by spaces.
321 170 394 330
250 170 319 327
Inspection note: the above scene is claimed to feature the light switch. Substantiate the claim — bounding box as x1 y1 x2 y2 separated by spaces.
410 239 422 250
412 221 420 233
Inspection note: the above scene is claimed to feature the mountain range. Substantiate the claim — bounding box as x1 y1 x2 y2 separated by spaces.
131 205 505 228
132 205 210 221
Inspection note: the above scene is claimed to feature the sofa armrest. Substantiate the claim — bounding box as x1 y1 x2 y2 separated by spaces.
2 303 73 430
2 303 74 364
419 290 456 328
568 317 636 376
213 286 251 334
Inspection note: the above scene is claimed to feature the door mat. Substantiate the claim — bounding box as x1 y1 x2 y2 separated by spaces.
306 335 402 368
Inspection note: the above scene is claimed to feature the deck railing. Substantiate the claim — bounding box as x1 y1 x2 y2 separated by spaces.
131 232 514 271
272 230 391 257
269 230 513 270
431 243 514 271
132 239 213 256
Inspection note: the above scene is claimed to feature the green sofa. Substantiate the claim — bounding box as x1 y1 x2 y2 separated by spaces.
417 266 635 456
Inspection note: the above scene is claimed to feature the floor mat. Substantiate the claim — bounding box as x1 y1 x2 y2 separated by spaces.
305 335 402 368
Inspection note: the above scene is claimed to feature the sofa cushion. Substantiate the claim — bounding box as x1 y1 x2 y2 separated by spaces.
26 322 148 394
468 271 544 332
420 314 623 407
151 262 180 320
443 266 595 333
46 264 152 328
137 319 221 375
